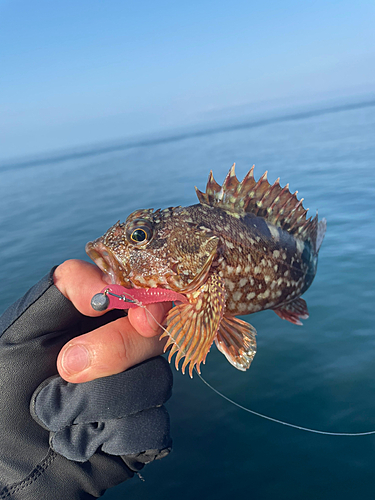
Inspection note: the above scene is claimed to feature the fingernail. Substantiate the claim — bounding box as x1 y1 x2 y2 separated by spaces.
62 345 90 375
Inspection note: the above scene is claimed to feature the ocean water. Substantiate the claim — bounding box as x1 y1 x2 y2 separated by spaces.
1 100 375 499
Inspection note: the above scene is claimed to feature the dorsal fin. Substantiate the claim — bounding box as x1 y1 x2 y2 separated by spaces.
195 164 326 252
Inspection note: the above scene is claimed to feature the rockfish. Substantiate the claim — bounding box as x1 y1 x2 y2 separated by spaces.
86 165 326 377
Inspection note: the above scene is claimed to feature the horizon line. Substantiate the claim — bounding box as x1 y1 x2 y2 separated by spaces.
1 97 374 172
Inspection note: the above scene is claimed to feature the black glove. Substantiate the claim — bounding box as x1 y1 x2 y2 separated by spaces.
0 268 173 500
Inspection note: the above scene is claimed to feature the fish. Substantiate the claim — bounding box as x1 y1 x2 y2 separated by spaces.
86 164 326 377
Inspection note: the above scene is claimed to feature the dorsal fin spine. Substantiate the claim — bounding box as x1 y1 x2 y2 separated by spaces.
196 165 325 251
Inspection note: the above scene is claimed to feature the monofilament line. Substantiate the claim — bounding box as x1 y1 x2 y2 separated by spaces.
130 294 375 437
195 370 375 436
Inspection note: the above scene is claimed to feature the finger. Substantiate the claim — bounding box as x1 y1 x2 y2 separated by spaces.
53 259 109 316
57 315 168 383
128 302 172 338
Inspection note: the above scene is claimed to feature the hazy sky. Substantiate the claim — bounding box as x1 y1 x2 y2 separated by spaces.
1 0 374 160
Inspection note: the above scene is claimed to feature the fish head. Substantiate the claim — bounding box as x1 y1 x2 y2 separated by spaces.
86 207 219 292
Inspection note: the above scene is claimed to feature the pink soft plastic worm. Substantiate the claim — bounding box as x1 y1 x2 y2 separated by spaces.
99 285 187 310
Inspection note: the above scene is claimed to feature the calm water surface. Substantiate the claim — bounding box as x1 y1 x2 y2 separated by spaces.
1 101 375 499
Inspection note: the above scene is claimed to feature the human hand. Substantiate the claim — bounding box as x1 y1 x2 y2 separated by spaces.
0 264 173 498
54 259 172 383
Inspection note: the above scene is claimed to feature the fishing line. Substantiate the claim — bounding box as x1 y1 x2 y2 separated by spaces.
194 370 375 436
97 290 375 437
139 303 375 437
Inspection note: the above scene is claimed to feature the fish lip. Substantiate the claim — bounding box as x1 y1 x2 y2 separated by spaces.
85 240 128 286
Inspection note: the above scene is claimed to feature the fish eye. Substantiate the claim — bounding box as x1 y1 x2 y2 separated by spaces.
131 228 148 242
126 219 153 246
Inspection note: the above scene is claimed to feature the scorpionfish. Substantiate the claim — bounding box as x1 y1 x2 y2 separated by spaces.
86 165 326 377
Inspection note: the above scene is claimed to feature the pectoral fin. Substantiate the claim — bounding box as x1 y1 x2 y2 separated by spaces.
162 274 226 377
273 297 309 325
215 315 257 371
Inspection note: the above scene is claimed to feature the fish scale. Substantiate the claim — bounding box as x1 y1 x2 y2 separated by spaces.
86 164 326 377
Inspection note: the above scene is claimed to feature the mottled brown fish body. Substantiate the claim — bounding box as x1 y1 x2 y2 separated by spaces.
174 204 316 316
86 164 326 376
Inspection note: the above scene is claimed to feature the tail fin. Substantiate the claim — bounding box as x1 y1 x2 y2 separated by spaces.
316 218 327 253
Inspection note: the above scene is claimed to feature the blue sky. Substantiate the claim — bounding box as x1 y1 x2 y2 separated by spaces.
0 0 374 161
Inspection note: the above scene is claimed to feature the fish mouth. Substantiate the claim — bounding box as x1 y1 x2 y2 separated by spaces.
85 240 129 286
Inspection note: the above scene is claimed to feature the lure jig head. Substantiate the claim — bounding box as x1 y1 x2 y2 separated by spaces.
90 285 187 312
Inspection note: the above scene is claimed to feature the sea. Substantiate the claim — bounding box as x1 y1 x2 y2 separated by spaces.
1 98 375 500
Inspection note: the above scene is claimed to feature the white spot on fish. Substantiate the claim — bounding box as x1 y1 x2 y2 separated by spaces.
227 280 235 292
264 301 275 308
296 238 304 254
233 291 243 302
246 291 256 300
273 250 280 259
239 277 247 287
268 224 280 240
